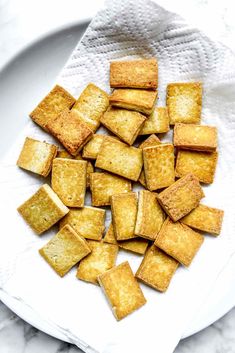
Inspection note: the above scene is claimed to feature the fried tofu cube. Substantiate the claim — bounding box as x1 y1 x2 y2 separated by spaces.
138 134 161 187
17 137 57 177
30 85 76 131
111 192 138 241
174 123 217 151
181 204 224 235
119 238 148 255
51 159 87 207
138 134 161 149
46 109 93 156
60 206 105 241
96 139 143 181
39 224 91 277
167 82 202 124
157 174 204 221
175 150 218 184
72 83 109 132
103 223 117 244
82 135 119 160
139 107 170 135
110 58 158 89
143 144 175 190
90 172 132 207
57 150 94 188
135 190 165 241
17 184 69 235
154 218 204 266
98 261 146 320
110 88 157 115
136 245 179 292
77 240 118 284
100 107 146 145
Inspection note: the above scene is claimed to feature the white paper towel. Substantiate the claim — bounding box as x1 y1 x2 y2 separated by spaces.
1 0 235 352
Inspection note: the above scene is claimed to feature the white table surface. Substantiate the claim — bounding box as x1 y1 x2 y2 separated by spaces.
1 0 235 352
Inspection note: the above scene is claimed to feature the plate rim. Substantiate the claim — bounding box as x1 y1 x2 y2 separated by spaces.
0 20 234 346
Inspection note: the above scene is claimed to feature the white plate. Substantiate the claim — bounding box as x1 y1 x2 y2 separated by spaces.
0 22 235 343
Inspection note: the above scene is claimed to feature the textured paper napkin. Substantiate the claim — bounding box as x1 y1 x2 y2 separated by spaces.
1 0 235 352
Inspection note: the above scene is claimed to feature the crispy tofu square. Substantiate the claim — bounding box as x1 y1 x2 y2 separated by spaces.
175 150 218 184
17 184 69 235
57 150 94 188
139 134 161 149
167 82 202 124
100 107 146 145
174 123 217 151
72 83 109 132
135 190 165 241
181 204 224 235
98 261 146 320
77 240 118 284
157 174 204 221
90 172 132 207
17 137 57 177
154 218 204 266
111 192 138 241
82 135 118 160
51 159 87 207
110 58 158 89
30 85 76 131
119 238 148 255
39 224 91 277
138 134 161 187
60 206 105 241
96 139 143 181
139 107 170 135
103 223 117 244
110 88 157 115
136 245 179 292
47 109 93 156
143 144 175 190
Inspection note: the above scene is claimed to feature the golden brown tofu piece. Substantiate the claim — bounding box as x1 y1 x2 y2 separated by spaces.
96 139 143 181
135 190 165 241
138 134 161 187
100 107 146 145
143 144 175 190
39 224 91 277
77 240 118 284
138 134 161 149
139 107 170 135
136 245 179 292
51 158 87 207
181 204 224 235
175 150 218 184
17 184 69 235
103 223 117 244
157 174 204 221
60 206 105 241
174 123 217 151
98 261 146 320
82 135 119 160
72 83 109 132
154 218 204 266
110 88 157 115
30 85 76 131
90 172 132 207
111 192 138 241
56 150 94 189
17 137 57 177
119 238 148 255
167 82 202 124
47 109 93 156
110 58 158 89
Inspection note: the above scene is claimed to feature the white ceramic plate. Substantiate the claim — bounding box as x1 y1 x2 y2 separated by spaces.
0 22 235 343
